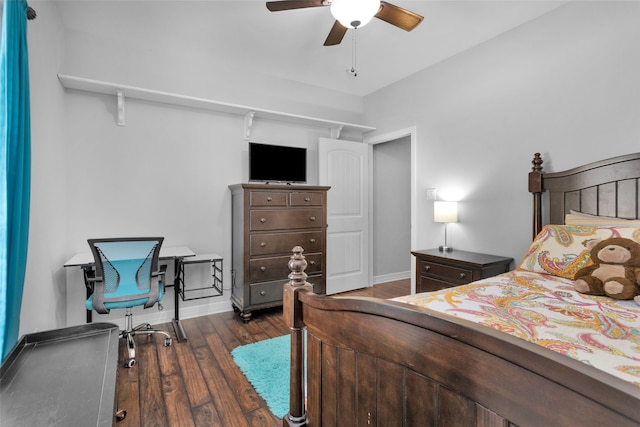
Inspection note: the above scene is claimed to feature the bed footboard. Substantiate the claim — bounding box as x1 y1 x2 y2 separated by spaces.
283 247 639 427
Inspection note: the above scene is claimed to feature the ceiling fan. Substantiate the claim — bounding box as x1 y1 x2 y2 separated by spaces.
265 0 424 46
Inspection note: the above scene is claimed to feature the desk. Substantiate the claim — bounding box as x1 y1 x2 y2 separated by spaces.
64 246 195 342
0 323 119 426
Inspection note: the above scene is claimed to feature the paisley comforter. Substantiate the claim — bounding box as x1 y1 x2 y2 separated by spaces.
394 270 640 386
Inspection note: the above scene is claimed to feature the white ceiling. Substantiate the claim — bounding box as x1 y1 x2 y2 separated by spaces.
55 0 569 97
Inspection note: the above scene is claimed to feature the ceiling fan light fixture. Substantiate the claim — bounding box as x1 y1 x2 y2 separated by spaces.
330 0 380 29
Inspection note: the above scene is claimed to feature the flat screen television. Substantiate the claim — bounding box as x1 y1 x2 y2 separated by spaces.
249 142 307 183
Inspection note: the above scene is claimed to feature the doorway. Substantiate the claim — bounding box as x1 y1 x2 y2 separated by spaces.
372 136 411 284
366 126 417 292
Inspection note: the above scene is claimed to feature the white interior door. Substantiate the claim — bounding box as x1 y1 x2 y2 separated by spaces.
318 137 370 294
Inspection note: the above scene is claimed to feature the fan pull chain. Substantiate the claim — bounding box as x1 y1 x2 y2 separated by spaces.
349 28 358 77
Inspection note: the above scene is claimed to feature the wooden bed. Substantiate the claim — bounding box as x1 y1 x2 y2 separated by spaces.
282 152 640 427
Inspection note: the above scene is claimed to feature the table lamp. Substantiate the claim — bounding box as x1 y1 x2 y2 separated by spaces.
434 201 458 252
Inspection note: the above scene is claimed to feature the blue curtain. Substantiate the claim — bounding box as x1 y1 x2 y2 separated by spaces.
0 0 31 361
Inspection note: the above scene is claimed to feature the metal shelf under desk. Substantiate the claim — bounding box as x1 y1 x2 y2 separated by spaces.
178 253 223 301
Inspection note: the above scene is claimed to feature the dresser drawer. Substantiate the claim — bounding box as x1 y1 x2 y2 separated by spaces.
249 191 288 207
250 253 322 282
290 192 324 206
250 209 323 231
418 260 473 285
250 231 323 256
249 273 324 305
249 280 285 305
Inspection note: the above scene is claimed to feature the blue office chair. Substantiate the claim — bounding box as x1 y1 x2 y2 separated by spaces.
87 237 172 368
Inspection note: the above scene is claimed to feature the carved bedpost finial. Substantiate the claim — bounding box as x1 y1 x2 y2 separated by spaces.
288 246 308 287
529 153 545 239
531 152 543 173
284 246 311 426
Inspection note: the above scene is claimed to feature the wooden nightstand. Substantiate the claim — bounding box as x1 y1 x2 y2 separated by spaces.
412 249 513 293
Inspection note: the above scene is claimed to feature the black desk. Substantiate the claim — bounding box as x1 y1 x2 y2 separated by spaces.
64 246 195 342
0 323 120 426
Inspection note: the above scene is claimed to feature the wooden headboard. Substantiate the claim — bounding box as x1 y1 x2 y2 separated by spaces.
529 152 640 237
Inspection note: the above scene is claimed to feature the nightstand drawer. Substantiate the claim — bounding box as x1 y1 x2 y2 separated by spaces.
419 260 473 284
418 276 458 293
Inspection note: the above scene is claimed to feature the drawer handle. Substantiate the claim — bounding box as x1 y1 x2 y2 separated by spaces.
304 197 311 202
260 291 266 296
260 242 266 247
260 218 267 223
260 266 267 272
424 265 431 272
459 273 466 279
267 197 272 202
309 238 316 244
309 216 316 221
309 260 316 265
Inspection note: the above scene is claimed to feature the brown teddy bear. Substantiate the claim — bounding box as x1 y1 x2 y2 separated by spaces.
574 237 640 301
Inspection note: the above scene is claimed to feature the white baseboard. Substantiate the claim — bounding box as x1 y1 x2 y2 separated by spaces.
372 271 410 285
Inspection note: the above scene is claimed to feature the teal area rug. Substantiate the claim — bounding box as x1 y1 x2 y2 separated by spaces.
231 335 290 418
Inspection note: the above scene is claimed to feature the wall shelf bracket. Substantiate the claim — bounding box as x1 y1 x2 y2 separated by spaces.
57 74 376 135
331 125 344 139
244 111 255 141
116 89 125 126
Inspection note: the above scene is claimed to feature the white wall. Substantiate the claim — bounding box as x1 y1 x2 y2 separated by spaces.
364 1 640 265
19 0 640 335
20 0 368 334
21 1 68 333
57 0 366 127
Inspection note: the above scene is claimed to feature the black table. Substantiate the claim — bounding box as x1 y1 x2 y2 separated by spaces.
64 246 195 342
1 323 120 426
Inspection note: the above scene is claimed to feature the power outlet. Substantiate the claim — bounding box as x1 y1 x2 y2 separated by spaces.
426 188 437 200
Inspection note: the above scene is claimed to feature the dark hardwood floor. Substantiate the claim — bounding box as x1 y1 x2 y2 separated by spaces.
115 279 410 427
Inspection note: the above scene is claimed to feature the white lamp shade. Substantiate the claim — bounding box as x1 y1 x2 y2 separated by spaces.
434 201 458 223
330 0 381 29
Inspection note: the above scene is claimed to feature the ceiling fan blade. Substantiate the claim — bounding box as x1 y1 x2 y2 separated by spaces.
323 20 348 46
375 1 424 32
266 1 328 12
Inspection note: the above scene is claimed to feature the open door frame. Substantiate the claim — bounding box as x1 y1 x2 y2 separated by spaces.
364 126 418 293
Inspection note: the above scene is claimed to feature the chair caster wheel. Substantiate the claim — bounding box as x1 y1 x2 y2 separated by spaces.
125 358 136 368
164 337 172 347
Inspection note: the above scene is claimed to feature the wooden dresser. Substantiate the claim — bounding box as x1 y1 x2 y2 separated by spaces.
412 248 513 293
229 183 329 321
